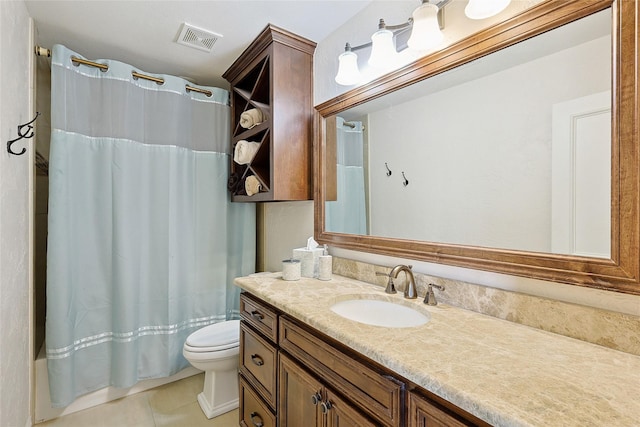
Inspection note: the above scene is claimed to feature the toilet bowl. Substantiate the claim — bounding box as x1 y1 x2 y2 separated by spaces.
183 319 240 419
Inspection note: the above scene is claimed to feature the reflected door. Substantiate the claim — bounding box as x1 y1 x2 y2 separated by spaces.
551 91 611 257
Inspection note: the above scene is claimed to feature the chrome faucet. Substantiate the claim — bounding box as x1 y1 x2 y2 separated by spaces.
389 265 418 299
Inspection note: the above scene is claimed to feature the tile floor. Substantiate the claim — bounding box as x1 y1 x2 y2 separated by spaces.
36 373 239 427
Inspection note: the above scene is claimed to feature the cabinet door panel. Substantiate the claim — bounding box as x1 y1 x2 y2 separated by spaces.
325 389 378 427
279 354 322 427
279 317 403 426
408 392 474 427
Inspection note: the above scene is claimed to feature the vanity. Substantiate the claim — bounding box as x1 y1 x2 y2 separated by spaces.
235 273 640 426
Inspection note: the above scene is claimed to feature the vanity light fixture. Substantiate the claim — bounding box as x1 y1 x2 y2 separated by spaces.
465 0 512 20
335 0 512 86
335 44 361 86
368 20 398 68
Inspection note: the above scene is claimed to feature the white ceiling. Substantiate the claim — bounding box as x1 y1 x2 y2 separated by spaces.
25 0 372 88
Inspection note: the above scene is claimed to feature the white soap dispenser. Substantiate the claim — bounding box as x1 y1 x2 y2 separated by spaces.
318 244 332 281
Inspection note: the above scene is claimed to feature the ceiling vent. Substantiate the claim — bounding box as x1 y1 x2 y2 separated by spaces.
176 23 222 53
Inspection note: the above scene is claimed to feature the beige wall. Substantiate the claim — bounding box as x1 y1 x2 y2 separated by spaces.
257 201 314 272
0 0 34 426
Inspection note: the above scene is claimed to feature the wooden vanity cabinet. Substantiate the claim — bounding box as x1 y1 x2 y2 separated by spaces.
278 317 404 426
279 353 377 427
222 24 316 202
239 292 490 427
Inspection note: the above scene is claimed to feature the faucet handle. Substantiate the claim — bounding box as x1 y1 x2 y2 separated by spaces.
375 272 397 294
423 283 445 306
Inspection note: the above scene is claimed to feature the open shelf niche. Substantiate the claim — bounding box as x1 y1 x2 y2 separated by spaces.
223 24 316 202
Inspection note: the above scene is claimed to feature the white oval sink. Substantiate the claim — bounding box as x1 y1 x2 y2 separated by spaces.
330 298 430 328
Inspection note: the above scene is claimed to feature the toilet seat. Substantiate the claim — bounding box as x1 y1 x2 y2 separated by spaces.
185 319 240 353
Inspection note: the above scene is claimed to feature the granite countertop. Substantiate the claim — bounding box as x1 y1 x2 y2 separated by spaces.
234 273 640 427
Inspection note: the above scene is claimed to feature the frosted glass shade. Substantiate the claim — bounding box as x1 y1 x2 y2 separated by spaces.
407 3 444 51
368 28 396 69
465 0 511 20
335 50 361 86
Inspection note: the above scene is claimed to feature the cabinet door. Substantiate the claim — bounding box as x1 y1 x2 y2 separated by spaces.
408 392 474 427
325 389 377 427
279 354 323 427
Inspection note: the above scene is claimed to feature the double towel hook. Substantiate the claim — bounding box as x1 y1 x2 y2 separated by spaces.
384 163 409 186
7 112 40 156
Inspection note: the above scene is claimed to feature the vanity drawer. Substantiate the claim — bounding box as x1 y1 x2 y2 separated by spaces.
279 316 404 427
240 375 276 427
240 322 278 409
240 293 278 343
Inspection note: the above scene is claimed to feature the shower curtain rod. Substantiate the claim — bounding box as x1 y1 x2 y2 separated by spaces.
35 46 213 97
342 121 365 131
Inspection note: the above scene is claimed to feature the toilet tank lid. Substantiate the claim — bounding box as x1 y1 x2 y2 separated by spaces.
186 319 240 348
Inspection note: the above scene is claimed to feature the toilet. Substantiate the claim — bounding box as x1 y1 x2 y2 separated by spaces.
183 319 241 419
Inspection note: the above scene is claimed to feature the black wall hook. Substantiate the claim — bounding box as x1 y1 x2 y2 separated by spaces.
7 112 40 156
402 172 409 187
384 162 392 177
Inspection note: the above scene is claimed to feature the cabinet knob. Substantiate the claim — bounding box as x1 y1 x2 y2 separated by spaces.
250 310 264 321
311 391 322 405
251 354 265 366
250 412 264 427
321 400 332 414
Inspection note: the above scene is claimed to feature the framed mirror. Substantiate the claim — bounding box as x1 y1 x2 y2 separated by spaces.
315 0 640 295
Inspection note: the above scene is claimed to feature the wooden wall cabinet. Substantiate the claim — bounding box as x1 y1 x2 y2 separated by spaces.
239 292 489 427
222 25 316 202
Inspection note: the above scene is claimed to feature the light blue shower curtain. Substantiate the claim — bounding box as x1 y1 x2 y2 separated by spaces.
325 117 367 234
46 45 255 407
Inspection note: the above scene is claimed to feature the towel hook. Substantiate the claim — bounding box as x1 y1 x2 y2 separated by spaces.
7 112 40 156
402 172 409 187
384 162 392 177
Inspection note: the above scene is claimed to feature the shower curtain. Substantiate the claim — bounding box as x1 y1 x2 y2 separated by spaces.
325 117 367 234
46 45 255 407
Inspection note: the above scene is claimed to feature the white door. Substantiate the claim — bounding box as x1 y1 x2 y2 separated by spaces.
551 91 611 258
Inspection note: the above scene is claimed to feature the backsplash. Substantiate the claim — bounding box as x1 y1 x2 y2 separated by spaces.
333 257 640 357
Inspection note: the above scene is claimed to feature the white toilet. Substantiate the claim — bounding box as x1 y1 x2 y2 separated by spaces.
183 319 241 419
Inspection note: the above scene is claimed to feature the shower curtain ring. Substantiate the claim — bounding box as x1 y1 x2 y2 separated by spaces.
385 162 392 176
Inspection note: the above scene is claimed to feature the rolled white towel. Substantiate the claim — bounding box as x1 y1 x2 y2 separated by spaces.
239 108 265 129
245 175 262 196
234 140 260 165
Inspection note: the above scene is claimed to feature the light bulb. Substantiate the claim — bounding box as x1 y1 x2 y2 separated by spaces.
368 28 397 69
335 50 361 86
465 0 511 20
407 2 444 52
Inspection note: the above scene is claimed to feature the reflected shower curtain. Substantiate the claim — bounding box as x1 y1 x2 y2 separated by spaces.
46 45 255 407
325 117 367 234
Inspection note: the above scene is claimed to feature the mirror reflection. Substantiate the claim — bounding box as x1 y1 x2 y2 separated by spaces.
325 9 612 258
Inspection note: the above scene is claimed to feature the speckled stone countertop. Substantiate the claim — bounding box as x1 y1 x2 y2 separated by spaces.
235 273 640 427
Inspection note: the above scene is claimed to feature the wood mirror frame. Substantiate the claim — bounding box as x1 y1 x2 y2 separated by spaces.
314 0 640 295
